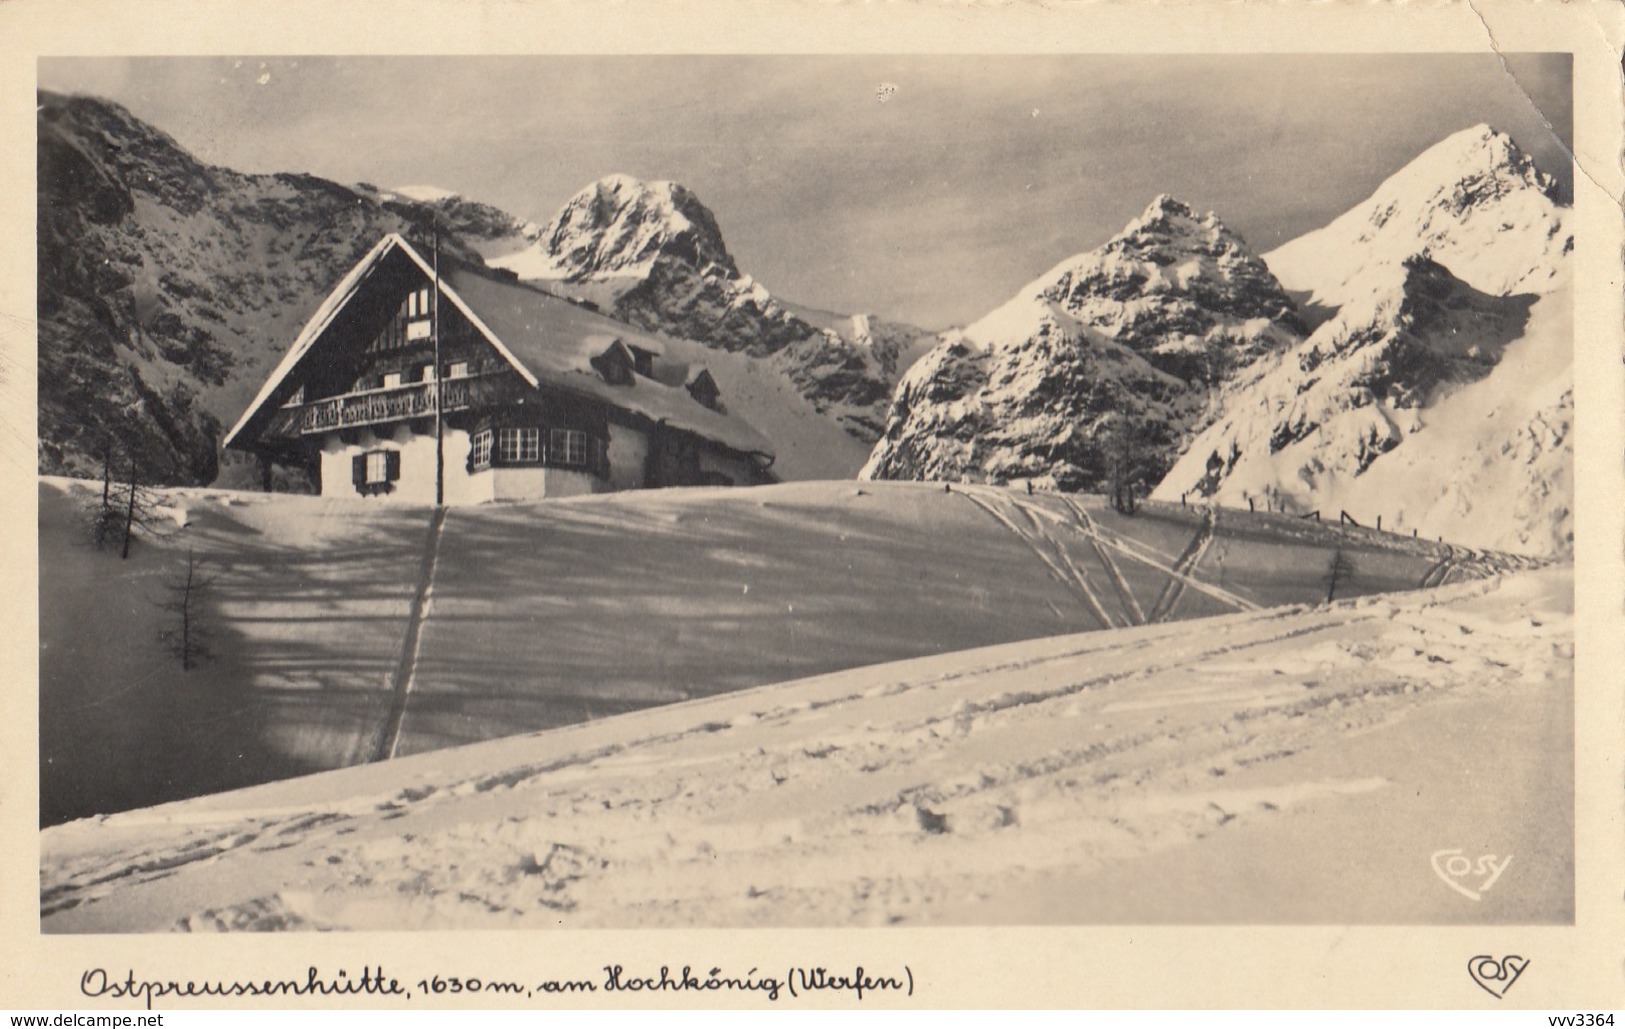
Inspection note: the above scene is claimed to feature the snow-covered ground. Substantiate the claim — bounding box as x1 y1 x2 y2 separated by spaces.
40 476 1523 829
41 563 1571 931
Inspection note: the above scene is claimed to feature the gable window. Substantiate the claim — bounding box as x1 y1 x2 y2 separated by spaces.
498 427 540 463
469 429 493 470
547 428 589 467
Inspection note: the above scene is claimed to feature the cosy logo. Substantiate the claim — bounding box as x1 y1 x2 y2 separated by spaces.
1431 849 1512 901
1467 954 1529 999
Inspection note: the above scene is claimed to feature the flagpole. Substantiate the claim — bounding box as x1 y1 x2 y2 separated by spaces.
433 220 444 508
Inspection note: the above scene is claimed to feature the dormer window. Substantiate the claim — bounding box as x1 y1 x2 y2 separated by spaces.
591 341 635 385
686 368 722 411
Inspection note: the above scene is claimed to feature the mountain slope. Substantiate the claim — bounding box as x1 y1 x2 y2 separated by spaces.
1155 125 1573 555
861 196 1305 489
366 184 542 261
36 91 482 486
36 97 875 486
492 175 933 441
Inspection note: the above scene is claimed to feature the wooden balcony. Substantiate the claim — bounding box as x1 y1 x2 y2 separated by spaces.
284 373 503 436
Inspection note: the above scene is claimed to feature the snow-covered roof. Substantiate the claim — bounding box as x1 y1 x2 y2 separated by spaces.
224 234 774 459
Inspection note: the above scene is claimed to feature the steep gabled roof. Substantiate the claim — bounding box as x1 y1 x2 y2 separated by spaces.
225 234 774 459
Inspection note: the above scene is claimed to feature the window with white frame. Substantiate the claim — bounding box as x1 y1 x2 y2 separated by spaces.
470 429 493 470
449 362 470 379
498 427 540 463
548 428 589 467
353 449 400 495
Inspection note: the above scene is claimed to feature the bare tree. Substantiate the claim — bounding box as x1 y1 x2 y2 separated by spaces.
158 548 213 671
1201 334 1237 416
86 437 121 550
111 457 166 559
1102 413 1146 516
1323 547 1356 604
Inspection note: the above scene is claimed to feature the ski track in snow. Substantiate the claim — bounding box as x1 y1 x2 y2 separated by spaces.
1057 495 1149 625
956 488 1117 630
40 563 1571 931
1147 505 1217 623
372 508 448 762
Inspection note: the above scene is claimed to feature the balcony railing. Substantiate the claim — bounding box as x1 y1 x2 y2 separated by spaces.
290 374 497 435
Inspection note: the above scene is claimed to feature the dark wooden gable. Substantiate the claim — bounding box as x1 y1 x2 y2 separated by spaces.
685 368 722 410
589 339 636 386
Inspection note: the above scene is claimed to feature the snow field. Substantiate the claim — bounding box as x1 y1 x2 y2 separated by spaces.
40 564 1571 930
39 477 1532 828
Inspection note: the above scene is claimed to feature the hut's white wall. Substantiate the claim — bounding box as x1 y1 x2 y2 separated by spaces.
488 467 601 501
606 424 651 491
318 425 488 505
314 421 755 502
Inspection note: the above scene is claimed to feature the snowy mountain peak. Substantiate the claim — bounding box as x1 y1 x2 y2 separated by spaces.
1411 123 1559 198
864 195 1306 490
489 174 931 443
965 196 1303 358
1266 123 1570 307
534 173 736 283
1120 194 1217 236
1154 123 1574 555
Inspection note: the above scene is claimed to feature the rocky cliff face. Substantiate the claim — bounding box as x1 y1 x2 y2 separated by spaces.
1156 257 1541 497
860 196 1305 489
1154 125 1573 555
37 91 479 487
492 175 931 439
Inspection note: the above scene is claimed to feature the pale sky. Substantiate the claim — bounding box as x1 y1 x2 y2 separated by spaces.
40 55 1572 330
